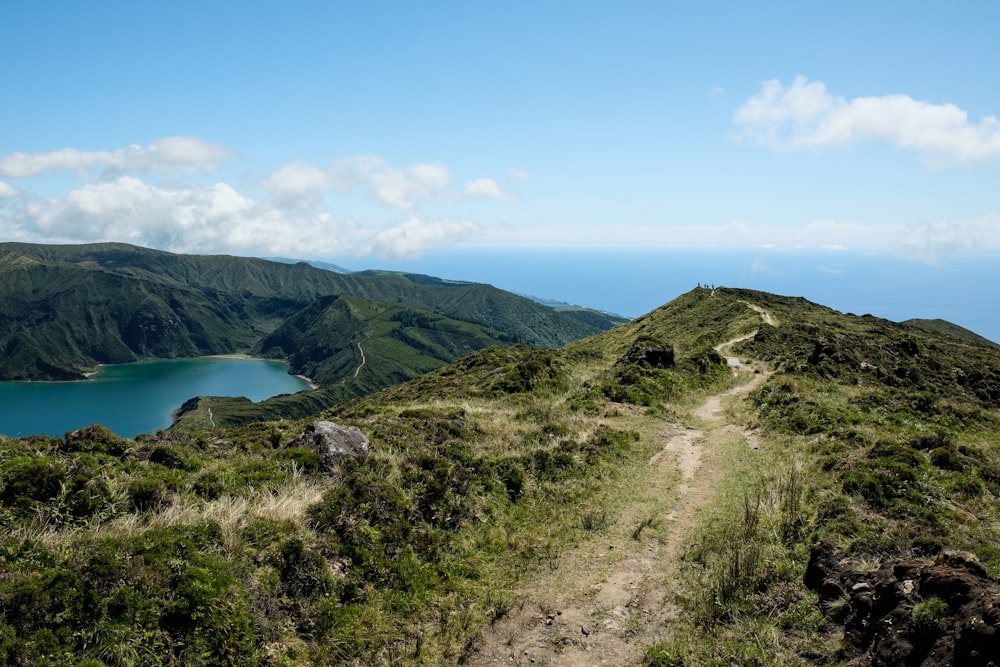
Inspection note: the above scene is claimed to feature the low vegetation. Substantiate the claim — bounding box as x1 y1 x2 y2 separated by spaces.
642 288 1000 665
3 286 1000 665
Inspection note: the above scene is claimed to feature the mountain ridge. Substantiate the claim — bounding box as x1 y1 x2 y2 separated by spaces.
2 284 1000 664
0 243 622 396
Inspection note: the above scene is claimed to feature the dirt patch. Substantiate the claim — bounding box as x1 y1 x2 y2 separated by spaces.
466 369 771 666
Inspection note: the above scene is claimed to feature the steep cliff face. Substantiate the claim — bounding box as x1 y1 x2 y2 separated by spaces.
122 297 194 357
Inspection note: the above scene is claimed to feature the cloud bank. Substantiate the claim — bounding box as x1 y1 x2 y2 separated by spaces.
476 215 1000 262
735 76 1000 163
5 175 480 259
0 140 508 259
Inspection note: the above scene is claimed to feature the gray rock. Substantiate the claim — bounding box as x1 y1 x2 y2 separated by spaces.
291 421 369 466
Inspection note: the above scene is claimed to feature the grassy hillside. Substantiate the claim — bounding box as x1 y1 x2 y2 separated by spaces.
172 295 520 429
0 254 256 380
0 244 620 417
256 294 518 386
2 286 1000 665
643 288 1000 664
0 243 619 362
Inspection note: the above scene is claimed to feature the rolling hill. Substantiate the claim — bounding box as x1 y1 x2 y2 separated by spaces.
2 286 1000 665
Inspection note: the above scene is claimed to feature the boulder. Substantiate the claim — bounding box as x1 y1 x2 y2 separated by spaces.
291 421 369 466
619 336 675 369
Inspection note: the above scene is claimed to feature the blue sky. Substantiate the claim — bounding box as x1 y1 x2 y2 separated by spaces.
2 1 1000 263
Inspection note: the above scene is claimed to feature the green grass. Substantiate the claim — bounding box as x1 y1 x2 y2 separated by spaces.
5 285 1000 665
1 317 716 664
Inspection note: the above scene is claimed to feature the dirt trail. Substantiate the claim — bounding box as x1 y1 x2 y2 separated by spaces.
467 337 773 665
741 301 776 326
353 341 366 378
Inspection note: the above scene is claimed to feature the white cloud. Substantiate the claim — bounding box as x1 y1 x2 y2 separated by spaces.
262 156 452 211
735 76 1000 162
2 141 504 258
367 162 451 210
262 161 331 200
145 136 233 167
364 217 480 259
408 162 450 189
464 178 508 199
12 175 475 259
508 168 531 182
0 136 234 178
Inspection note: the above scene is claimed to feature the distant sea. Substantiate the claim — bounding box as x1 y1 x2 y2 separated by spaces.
351 248 1000 344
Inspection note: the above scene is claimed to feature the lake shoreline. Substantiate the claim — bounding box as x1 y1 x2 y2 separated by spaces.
12 354 316 385
0 357 312 438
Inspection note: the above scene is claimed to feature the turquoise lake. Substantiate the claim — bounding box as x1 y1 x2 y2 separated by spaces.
0 357 312 438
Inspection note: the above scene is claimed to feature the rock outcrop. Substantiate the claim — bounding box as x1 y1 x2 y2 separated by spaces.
806 541 1000 666
290 421 369 466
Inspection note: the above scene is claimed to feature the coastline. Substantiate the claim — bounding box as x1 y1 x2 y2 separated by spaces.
3 355 317 389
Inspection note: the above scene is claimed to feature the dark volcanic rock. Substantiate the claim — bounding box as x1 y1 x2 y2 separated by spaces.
805 542 1000 666
619 336 676 369
291 421 369 466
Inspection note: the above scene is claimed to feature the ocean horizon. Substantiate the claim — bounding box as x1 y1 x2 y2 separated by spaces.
344 248 1000 344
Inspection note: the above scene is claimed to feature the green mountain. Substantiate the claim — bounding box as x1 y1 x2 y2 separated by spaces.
903 316 1000 348
0 243 620 390
3 286 1000 665
172 294 521 428
256 293 517 386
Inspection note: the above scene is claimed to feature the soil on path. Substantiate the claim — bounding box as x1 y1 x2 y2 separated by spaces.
467 364 772 666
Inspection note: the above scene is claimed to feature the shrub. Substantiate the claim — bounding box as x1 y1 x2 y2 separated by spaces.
911 596 950 635
307 458 413 588
402 452 478 530
277 539 334 599
192 471 225 500
0 456 65 509
0 567 85 638
491 349 569 395
147 445 197 471
279 446 323 473
128 475 172 513
928 446 964 471
59 462 118 523
63 424 129 457
842 441 924 509
488 459 526 500
581 510 608 532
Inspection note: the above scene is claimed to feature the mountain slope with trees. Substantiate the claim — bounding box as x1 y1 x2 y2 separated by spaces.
0 243 622 390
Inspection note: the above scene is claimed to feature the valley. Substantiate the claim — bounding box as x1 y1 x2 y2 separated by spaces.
0 243 624 428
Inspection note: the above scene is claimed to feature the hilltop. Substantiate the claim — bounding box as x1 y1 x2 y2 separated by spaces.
1 286 1000 665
